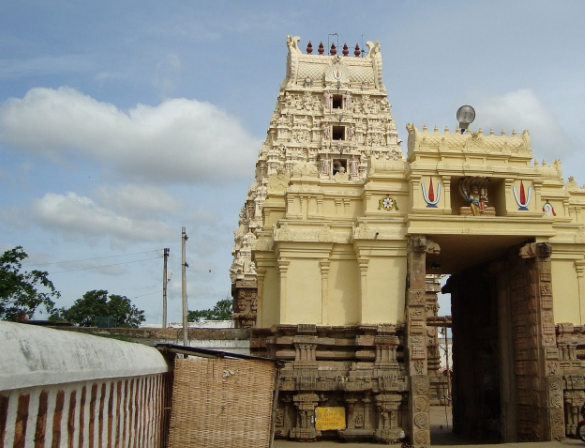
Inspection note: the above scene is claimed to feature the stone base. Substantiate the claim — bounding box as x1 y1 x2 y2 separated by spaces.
374 427 406 443
289 427 320 441
338 428 375 441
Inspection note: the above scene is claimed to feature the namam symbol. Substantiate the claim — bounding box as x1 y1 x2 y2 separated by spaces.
421 177 441 208
513 180 532 210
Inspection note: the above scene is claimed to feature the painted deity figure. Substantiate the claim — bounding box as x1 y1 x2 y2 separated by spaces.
466 185 481 215
459 177 490 216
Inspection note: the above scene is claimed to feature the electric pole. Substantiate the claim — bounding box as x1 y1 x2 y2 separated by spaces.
162 248 169 329
181 227 189 346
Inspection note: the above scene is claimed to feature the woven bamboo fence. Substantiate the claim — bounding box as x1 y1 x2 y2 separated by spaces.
168 357 276 448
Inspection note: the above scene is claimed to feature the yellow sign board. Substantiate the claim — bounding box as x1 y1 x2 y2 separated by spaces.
315 407 346 431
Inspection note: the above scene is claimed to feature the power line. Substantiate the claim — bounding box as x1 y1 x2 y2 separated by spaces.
23 249 164 268
49 256 161 274
129 290 163 300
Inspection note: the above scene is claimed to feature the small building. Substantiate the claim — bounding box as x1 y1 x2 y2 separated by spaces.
231 36 585 444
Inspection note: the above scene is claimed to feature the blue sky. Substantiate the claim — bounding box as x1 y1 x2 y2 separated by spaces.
1 1 583 323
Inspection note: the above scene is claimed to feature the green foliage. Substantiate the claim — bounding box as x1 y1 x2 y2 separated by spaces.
0 246 60 321
60 289 145 328
188 298 233 322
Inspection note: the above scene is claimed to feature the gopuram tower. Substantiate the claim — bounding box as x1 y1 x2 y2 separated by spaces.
231 35 585 445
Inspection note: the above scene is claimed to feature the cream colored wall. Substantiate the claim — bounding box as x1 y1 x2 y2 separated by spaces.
551 255 582 324
362 254 407 324
282 259 322 324
328 256 360 325
259 265 279 327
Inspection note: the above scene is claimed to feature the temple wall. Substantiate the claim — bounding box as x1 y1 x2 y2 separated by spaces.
328 255 360 325
260 265 280 327
284 259 322 323
551 256 581 323
363 254 406 324
230 36 585 444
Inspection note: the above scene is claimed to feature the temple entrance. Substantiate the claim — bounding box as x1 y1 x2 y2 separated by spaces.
406 234 563 445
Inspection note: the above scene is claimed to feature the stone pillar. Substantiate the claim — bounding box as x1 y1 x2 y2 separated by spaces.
290 392 320 441
575 261 585 324
256 268 266 326
442 175 452 213
564 388 585 436
374 394 403 443
519 242 564 441
358 257 369 322
293 335 318 369
404 235 438 445
279 260 290 322
374 334 400 369
320 261 330 325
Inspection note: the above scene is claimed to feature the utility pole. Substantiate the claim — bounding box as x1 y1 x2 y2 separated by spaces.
162 248 169 329
181 227 189 346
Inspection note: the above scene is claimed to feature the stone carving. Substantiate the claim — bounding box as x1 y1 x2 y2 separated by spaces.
286 35 302 86
291 161 319 178
323 90 332 112
267 168 291 194
406 123 532 158
333 166 350 183
365 41 384 92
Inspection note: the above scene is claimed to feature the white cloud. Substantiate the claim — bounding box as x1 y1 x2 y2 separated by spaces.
0 87 260 184
94 184 184 219
29 191 174 245
472 89 575 159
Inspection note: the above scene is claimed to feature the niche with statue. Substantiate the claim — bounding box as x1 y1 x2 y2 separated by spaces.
458 177 496 216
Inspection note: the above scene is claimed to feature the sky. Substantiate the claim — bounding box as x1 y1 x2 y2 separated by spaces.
0 1 584 323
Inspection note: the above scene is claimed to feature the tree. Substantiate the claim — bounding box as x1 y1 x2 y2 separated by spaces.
188 298 233 322
0 246 60 321
60 289 145 328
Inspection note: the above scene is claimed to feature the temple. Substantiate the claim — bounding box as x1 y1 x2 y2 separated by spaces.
230 36 585 444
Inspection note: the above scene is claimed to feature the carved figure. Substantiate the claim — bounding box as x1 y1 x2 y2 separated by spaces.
276 409 284 427
287 35 301 53
334 166 349 183
320 157 330 176
323 90 332 111
229 255 244 281
256 179 267 201
459 177 493 216
242 231 257 249
347 125 355 141
343 91 352 111
267 168 290 194
366 40 384 92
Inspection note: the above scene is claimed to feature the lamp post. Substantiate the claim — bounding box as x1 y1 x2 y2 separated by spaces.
456 105 476 134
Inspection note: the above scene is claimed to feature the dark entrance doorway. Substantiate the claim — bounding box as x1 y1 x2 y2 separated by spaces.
408 234 565 444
